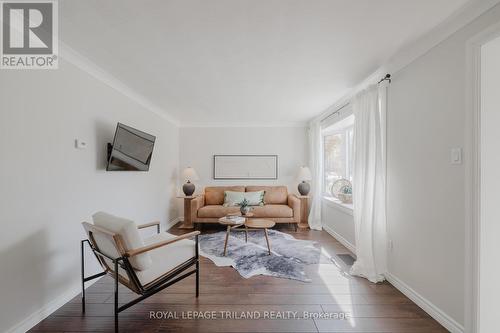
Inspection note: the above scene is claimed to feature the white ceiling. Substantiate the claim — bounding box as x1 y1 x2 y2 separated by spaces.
59 0 470 126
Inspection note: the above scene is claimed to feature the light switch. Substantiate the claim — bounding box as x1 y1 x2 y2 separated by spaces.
451 148 462 165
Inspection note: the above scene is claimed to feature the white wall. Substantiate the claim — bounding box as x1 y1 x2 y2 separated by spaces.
321 200 355 253
0 59 179 332
479 34 500 333
179 126 308 195
385 4 500 329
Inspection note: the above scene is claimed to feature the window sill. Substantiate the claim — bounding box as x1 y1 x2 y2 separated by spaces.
322 196 353 216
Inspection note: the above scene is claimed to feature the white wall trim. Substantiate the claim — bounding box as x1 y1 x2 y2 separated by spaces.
312 0 500 123
323 224 356 255
5 280 98 333
165 217 182 230
322 197 354 216
387 0 500 76
385 272 464 333
59 42 180 126
464 21 500 333
179 121 308 128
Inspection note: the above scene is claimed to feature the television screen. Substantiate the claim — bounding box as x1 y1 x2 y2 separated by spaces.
106 123 156 171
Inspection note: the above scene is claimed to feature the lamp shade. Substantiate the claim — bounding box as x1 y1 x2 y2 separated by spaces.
297 166 312 181
182 167 199 181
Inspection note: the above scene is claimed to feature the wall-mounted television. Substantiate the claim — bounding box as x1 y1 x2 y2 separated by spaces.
106 123 156 171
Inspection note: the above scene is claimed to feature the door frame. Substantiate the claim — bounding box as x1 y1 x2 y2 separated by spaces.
465 22 500 333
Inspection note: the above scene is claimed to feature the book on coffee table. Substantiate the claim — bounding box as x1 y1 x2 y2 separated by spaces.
225 215 245 224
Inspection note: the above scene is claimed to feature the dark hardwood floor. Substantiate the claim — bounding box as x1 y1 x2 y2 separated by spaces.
30 224 448 332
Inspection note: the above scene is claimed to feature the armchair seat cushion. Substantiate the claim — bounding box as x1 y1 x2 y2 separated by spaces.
136 232 196 286
251 205 293 218
198 205 240 218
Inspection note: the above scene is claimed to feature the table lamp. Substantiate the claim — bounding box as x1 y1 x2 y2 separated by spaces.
297 166 312 195
182 167 199 196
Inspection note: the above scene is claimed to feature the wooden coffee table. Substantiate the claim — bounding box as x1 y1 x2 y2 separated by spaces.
245 219 276 255
219 213 254 256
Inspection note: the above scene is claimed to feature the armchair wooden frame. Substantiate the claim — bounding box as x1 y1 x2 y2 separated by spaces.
81 221 200 332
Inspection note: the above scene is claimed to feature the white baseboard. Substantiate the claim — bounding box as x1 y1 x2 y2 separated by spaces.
322 224 356 255
5 280 98 333
165 217 182 230
385 272 464 333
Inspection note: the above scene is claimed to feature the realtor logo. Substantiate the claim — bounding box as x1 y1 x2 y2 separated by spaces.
0 0 58 69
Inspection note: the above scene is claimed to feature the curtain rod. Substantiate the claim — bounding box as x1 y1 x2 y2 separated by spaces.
320 102 350 123
320 73 392 123
378 73 391 84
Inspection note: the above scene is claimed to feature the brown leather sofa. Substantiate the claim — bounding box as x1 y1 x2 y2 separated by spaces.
189 186 300 229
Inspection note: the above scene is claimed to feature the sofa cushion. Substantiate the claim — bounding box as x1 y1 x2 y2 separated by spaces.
251 204 293 218
92 212 152 271
198 205 240 218
136 232 195 286
223 190 265 207
246 186 288 204
205 186 245 205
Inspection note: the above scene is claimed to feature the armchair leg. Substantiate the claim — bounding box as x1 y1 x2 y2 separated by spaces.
196 260 200 298
80 240 106 314
81 240 85 313
195 234 199 298
114 260 119 333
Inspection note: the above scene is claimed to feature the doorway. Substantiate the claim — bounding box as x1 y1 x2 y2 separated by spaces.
478 34 500 333
466 24 500 333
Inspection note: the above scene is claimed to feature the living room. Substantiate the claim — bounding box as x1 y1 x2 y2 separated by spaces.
1 1 500 333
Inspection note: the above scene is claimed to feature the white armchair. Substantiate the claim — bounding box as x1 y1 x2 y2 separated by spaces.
81 212 200 332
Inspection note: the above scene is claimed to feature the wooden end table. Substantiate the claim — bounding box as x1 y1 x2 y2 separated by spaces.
297 195 310 230
177 196 197 229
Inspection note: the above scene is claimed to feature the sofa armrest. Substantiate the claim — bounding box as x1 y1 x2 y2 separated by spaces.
190 195 205 219
287 194 301 221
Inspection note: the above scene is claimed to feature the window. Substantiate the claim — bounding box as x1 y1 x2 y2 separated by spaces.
323 114 354 196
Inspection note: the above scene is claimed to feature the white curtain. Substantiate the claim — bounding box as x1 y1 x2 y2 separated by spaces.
350 84 387 283
307 120 323 230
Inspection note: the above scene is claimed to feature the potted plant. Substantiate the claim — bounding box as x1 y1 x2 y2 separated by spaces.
338 185 352 204
239 198 252 215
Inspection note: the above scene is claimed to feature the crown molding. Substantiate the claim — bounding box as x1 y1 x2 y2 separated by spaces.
311 0 500 124
59 42 180 126
386 0 500 75
179 121 308 128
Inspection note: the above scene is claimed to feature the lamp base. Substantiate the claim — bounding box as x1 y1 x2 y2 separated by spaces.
298 181 310 196
183 182 195 196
